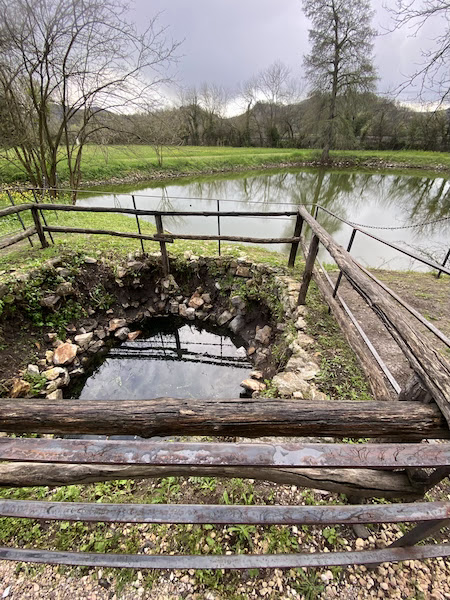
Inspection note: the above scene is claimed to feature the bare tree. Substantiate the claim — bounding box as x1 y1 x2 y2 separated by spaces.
133 107 184 167
179 87 202 145
199 83 229 145
302 0 377 161
0 0 179 198
239 76 259 145
388 1 450 105
238 62 298 147
256 61 298 146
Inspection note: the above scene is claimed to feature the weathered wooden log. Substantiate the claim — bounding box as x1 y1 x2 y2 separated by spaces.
36 204 299 218
43 225 299 245
398 373 433 403
298 234 320 304
0 203 32 218
155 214 169 275
43 226 173 243
3 544 450 570
298 206 450 427
0 499 446 525
288 213 304 268
31 205 48 248
300 238 392 402
1 439 448 469
0 398 447 439
358 264 450 348
0 226 36 250
0 463 423 499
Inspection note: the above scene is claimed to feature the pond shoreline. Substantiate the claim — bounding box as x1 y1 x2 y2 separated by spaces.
77 157 450 190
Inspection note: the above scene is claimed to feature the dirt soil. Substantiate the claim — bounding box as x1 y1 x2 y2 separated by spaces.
331 269 450 393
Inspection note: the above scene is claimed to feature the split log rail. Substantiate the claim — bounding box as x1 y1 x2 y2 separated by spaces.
0 191 449 570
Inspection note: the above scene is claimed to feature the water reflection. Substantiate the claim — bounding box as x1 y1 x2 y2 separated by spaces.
77 168 449 271
76 318 251 401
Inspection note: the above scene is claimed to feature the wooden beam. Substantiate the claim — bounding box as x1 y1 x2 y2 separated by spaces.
43 226 173 244
0 544 449 570
0 226 36 250
0 203 32 218
31 206 48 248
0 499 447 525
298 234 320 304
0 398 447 440
36 204 299 217
0 463 421 499
298 206 450 427
155 214 169 275
288 213 304 268
299 238 392 402
0 439 449 468
43 226 299 245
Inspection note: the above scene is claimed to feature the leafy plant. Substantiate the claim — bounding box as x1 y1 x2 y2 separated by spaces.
227 524 256 550
23 372 47 396
322 526 344 547
89 284 115 311
291 569 325 600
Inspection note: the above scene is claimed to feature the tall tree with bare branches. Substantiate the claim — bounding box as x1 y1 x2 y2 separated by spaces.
0 0 179 198
388 1 450 106
302 0 377 161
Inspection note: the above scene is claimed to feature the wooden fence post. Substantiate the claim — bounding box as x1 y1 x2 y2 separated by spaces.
31 206 48 249
132 195 145 255
288 213 304 268
297 234 320 305
155 214 169 275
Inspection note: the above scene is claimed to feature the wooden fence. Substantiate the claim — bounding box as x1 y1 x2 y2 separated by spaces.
0 195 449 569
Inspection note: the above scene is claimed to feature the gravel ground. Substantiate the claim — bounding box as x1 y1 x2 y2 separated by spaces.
0 550 450 600
0 495 449 600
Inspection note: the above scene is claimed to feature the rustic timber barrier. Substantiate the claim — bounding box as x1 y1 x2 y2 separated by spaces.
0 193 449 569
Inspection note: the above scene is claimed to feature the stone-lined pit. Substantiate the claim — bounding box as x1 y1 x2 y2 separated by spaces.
4 252 326 403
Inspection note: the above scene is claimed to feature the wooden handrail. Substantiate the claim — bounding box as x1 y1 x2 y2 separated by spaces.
297 205 450 427
1 398 447 440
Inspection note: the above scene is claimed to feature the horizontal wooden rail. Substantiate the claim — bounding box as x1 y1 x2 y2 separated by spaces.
0 203 32 218
0 226 36 249
37 204 299 218
298 206 450 426
0 462 421 498
303 239 396 400
0 499 448 525
0 439 449 468
43 225 299 244
0 544 449 570
357 262 450 348
43 226 173 244
2 398 448 440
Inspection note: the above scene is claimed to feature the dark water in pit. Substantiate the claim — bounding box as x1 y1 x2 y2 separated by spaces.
74 317 252 401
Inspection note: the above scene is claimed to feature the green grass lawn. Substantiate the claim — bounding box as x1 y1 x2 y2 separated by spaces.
1 145 449 185
0 190 290 275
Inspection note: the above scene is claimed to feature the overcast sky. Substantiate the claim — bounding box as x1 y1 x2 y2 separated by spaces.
135 0 445 108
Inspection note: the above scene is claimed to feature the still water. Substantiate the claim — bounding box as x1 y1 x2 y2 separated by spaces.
76 317 251 400
77 168 450 271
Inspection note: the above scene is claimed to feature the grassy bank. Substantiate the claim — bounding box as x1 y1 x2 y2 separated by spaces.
1 145 449 186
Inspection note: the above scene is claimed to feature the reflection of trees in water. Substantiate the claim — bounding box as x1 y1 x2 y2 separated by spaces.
378 175 450 235
107 170 448 256
157 186 185 230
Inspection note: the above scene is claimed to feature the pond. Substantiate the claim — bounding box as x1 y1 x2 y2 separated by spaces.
73 317 252 401
77 167 450 271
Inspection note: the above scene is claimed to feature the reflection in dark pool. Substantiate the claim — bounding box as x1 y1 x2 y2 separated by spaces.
75 317 251 400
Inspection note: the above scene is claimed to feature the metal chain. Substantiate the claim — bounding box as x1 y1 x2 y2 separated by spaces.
344 215 450 231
